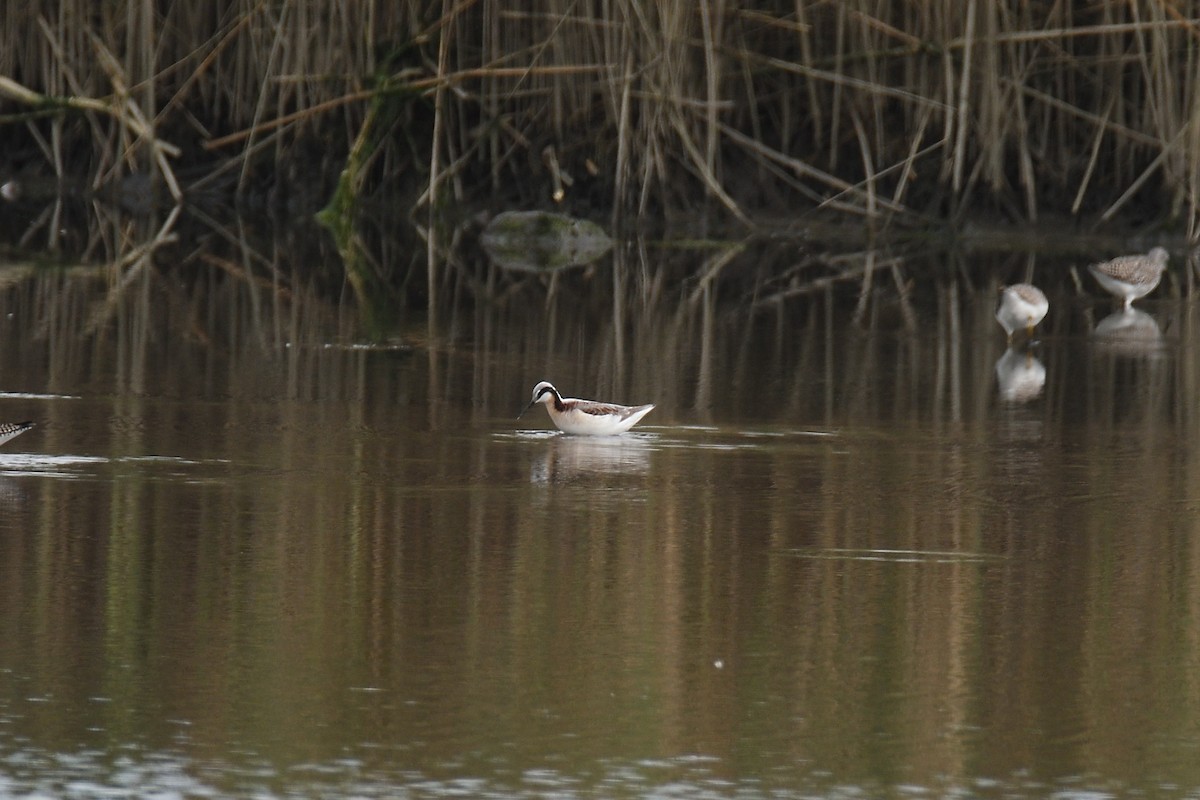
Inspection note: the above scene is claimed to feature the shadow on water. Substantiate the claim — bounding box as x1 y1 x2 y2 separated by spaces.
1 205 1200 796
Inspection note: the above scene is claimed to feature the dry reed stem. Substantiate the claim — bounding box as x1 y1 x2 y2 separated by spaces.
891 108 936 208
717 123 865 204
1015 83 1163 147
1015 95 1036 221
204 89 377 149
0 74 119 140
698 0 720 180
669 108 749 223
942 17 1199 48
85 204 182 334
155 3 263 125
612 50 634 230
747 51 950 111
688 242 746 306
756 254 905 307
425 0 456 327
852 251 876 327
849 109 876 218
203 65 603 150
23 123 58 178
1099 131 1183 222
951 0 976 193
1072 99 1115 214
199 253 295 302
238 2 290 190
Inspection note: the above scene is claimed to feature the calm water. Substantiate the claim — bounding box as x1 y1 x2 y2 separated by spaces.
0 216 1199 798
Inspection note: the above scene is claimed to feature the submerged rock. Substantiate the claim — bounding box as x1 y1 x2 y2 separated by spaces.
480 210 613 272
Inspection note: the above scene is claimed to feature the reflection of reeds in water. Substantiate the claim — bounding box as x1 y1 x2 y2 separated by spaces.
3 4 1200 228
5 235 1200 787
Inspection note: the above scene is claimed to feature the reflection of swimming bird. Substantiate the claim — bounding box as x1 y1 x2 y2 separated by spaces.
995 284 1049 344
519 381 654 435
1088 247 1168 309
0 421 34 447
530 435 653 483
995 348 1046 403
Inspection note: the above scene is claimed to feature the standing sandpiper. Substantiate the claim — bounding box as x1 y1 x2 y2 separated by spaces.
995 284 1049 345
1088 247 1168 309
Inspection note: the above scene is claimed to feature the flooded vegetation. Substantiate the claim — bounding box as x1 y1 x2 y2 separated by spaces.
5 2 1200 797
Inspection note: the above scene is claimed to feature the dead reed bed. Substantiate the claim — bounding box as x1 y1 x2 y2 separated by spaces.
2 2 1200 237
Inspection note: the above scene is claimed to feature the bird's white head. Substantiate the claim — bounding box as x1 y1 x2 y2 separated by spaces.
1149 246 1169 270
530 381 557 403
519 381 561 419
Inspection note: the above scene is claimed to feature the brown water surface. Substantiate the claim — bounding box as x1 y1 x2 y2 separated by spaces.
0 224 1198 798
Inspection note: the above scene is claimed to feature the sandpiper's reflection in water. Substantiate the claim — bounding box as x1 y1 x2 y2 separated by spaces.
1092 308 1163 357
529 433 652 483
995 347 1046 403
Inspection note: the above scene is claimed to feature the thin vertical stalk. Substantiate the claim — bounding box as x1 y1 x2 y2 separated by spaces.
952 0 976 193
428 0 455 342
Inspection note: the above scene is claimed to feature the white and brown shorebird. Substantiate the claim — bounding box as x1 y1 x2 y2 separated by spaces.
1088 246 1168 309
519 381 654 435
995 283 1049 344
0 421 34 447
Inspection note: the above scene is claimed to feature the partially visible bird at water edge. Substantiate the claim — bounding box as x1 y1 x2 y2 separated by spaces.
995 283 1049 345
519 381 655 435
0 421 34 447
1088 246 1168 309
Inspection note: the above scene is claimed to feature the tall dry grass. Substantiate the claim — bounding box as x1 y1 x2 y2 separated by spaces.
1 1 1199 237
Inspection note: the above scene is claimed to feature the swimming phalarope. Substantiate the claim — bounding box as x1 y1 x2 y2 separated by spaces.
995 283 1049 344
1088 246 1168 309
519 381 654 435
0 421 34 447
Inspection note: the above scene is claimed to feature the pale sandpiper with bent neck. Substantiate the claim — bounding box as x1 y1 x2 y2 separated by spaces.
995 283 1049 345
